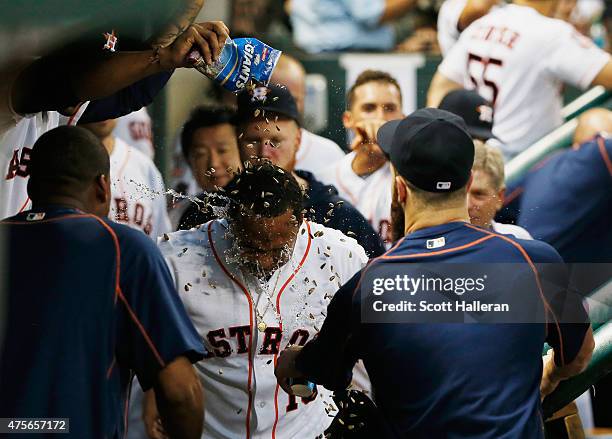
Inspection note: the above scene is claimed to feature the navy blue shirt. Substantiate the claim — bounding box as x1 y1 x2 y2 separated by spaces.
296 221 590 439
0 207 205 439
516 136 612 263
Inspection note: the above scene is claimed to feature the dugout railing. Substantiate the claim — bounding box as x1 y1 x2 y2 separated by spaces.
505 86 612 187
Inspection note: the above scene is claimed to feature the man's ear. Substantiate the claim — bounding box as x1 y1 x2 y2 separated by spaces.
295 123 302 153
497 187 506 211
465 172 474 192
395 176 408 204
342 111 353 130
96 174 111 205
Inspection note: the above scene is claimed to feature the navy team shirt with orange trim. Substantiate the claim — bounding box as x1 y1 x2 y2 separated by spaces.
296 221 590 439
516 136 612 263
0 207 206 439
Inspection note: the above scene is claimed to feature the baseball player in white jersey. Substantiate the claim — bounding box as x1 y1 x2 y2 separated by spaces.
146 161 368 439
295 129 346 178
428 0 612 159
0 104 89 220
113 107 155 159
82 119 171 239
319 151 394 245
318 70 405 246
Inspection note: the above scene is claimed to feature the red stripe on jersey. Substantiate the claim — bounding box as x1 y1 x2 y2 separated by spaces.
208 221 254 439
67 102 86 126
272 221 312 439
17 197 31 213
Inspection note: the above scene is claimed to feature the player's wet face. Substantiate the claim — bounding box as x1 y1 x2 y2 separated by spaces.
468 169 503 229
234 209 300 276
238 118 300 171
188 124 241 191
348 81 403 124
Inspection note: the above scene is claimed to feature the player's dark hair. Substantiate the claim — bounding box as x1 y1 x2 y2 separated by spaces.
346 70 402 110
27 126 109 202
225 158 304 220
181 105 237 161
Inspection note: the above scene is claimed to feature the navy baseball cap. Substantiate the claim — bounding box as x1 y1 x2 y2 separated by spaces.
377 108 474 193
236 83 301 125
439 89 495 141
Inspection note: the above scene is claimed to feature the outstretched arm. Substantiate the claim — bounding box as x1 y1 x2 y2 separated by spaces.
427 71 463 107
11 21 229 116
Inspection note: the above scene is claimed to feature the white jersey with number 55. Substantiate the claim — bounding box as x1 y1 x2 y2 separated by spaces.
159 219 368 439
438 4 610 159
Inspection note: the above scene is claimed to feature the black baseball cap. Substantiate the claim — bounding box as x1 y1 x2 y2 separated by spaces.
439 89 495 141
377 108 474 193
236 83 301 125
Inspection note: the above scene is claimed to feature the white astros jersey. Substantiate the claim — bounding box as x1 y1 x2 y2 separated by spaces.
438 4 610 159
113 108 154 159
159 219 369 439
0 104 88 220
295 129 345 181
109 137 171 239
318 151 393 246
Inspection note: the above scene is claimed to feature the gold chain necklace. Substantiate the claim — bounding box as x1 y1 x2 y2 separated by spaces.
241 268 283 332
